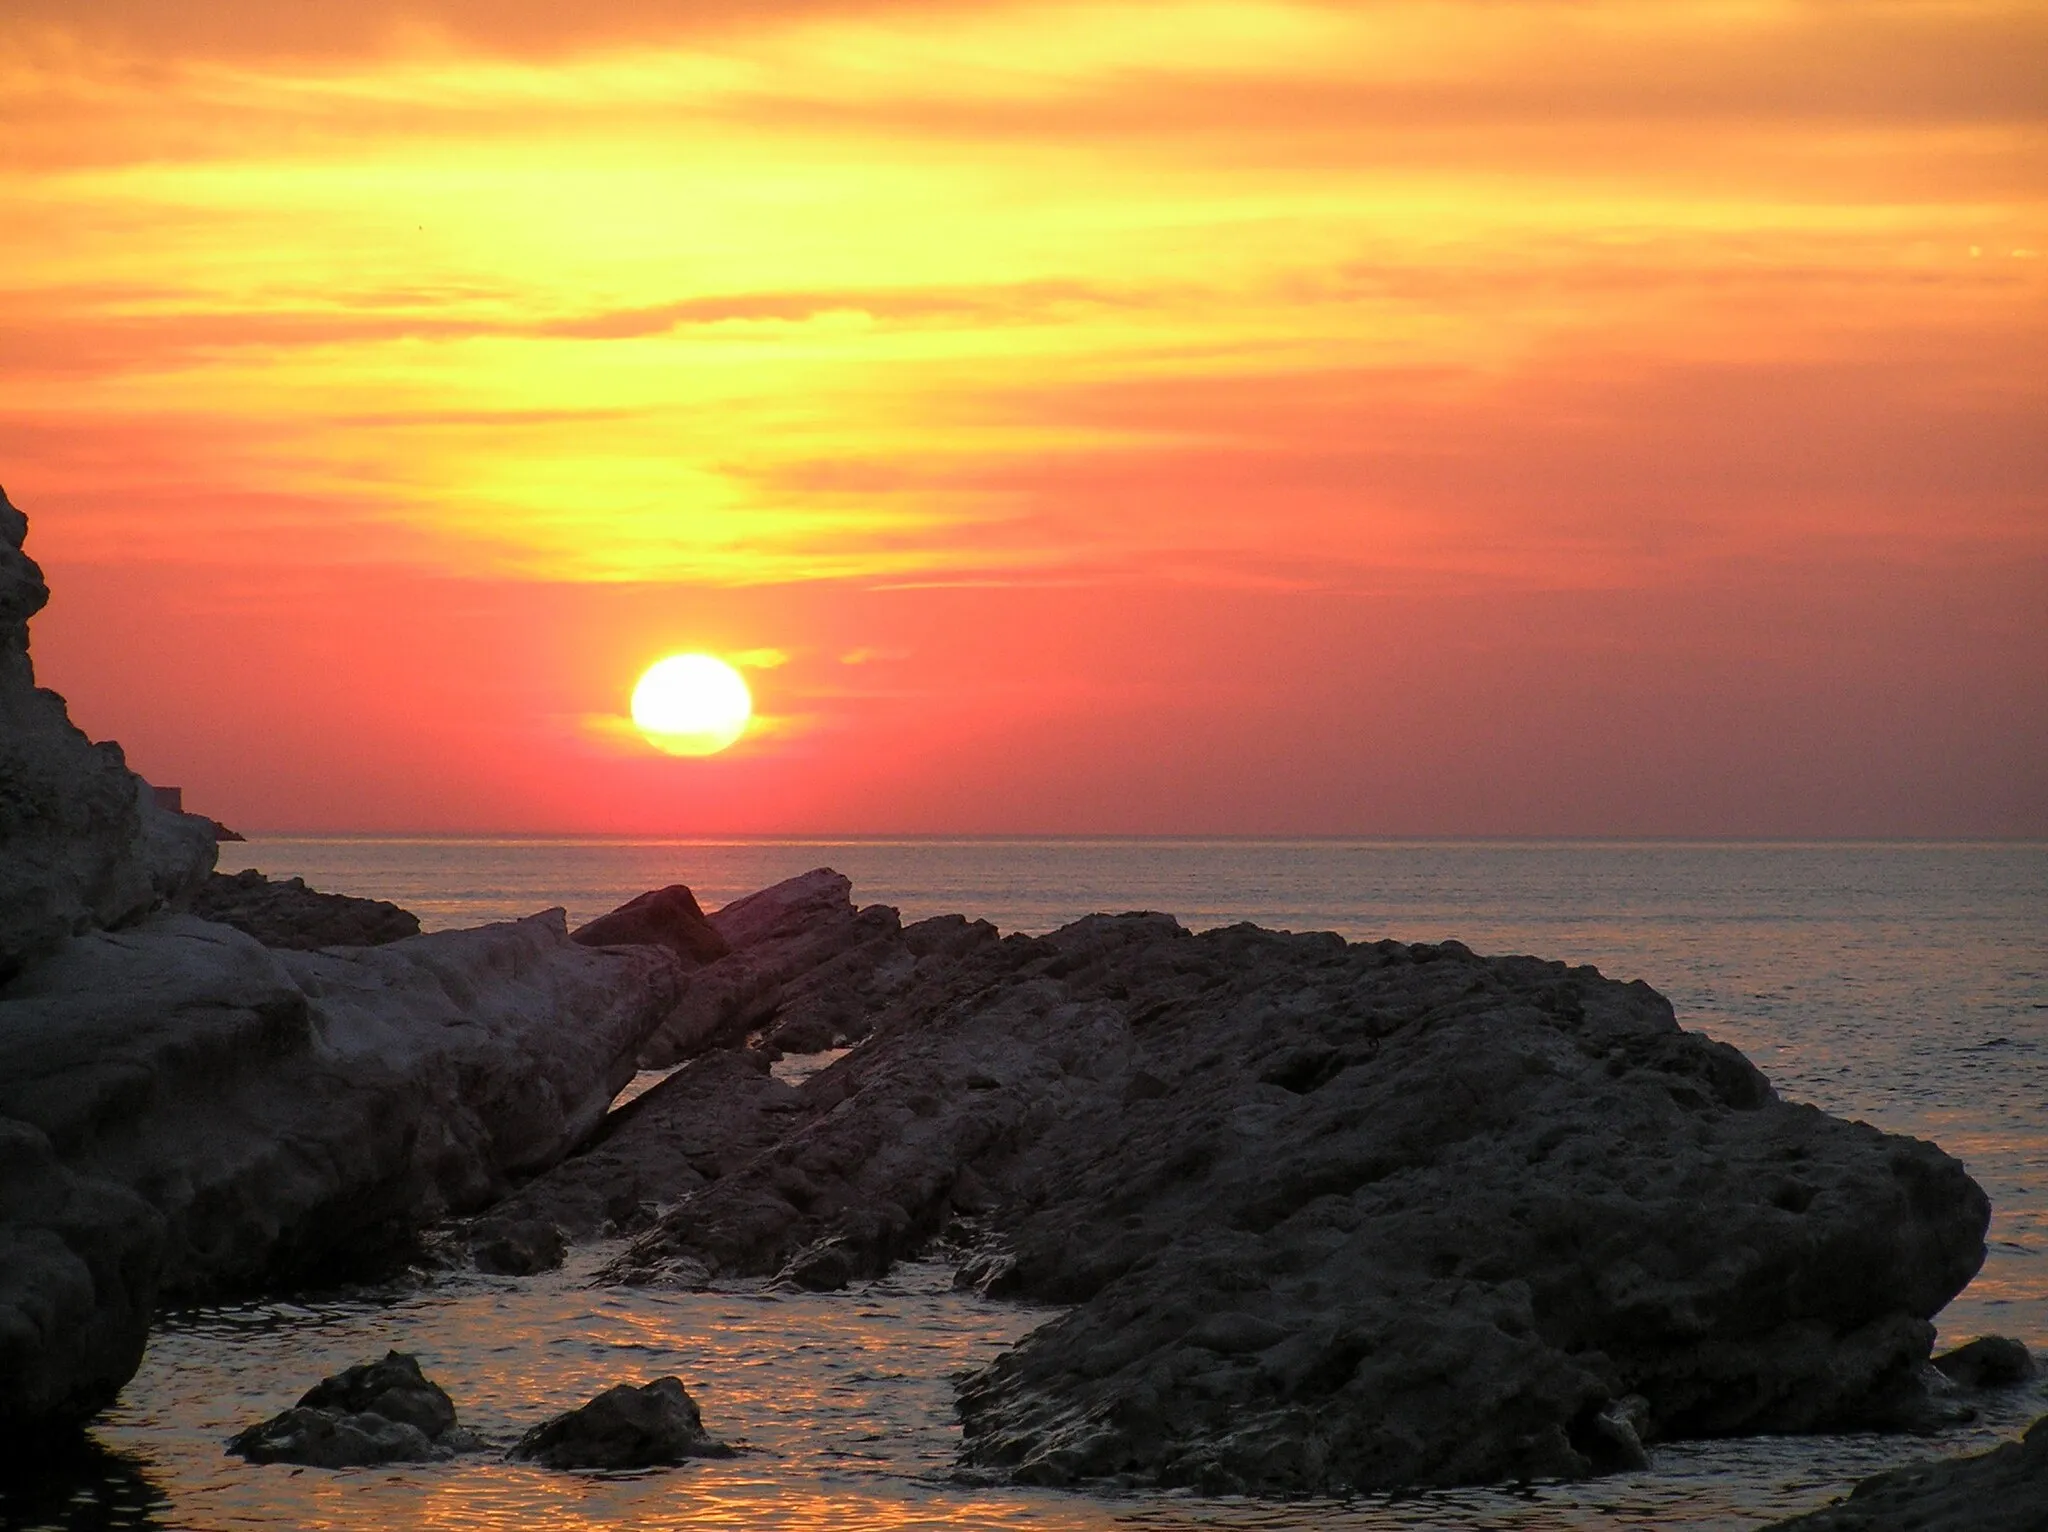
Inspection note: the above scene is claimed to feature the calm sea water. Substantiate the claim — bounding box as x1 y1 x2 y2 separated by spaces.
11 839 2045 1532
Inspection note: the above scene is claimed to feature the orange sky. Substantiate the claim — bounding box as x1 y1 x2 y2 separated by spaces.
4 0 2043 834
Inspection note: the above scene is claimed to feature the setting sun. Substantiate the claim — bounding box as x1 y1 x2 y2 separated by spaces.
629 653 752 756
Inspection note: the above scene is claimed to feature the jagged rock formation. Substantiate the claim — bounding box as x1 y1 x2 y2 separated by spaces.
594 890 1988 1495
634 869 985 1066
228 1352 480 1467
508 1377 733 1470
455 889 1000 1269
0 912 682 1434
190 868 421 950
573 884 729 966
1764 1415 2048 1531
0 485 215 981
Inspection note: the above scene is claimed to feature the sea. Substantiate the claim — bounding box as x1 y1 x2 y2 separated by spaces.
7 839 2045 1532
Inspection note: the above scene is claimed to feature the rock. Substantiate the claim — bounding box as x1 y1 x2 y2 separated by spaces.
448 1047 804 1258
0 486 215 982
0 1120 164 1435
227 1351 477 1466
1762 1414 2048 1531
574 885 730 966
599 907 1989 1495
633 870 996 1068
0 910 682 1432
188 869 421 949
508 1377 734 1470
473 1218 568 1276
1932 1335 2035 1390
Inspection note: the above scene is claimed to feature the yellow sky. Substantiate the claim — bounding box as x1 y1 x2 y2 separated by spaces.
2 0 2042 833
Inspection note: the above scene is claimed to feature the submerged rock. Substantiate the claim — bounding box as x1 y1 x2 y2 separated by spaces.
598 902 1989 1495
508 1377 733 1470
190 869 420 950
472 1218 568 1276
1763 1415 2048 1531
1932 1335 2035 1390
228 1351 478 1466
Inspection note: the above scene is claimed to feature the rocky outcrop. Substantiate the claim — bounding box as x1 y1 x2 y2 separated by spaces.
598 904 1988 1495
456 1047 802 1273
228 1352 479 1466
573 884 728 966
0 486 215 982
1764 1415 2048 1531
190 869 421 950
508 1377 733 1470
633 869 991 1066
0 911 682 1434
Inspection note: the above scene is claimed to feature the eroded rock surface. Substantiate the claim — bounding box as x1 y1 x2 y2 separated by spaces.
634 869 993 1066
1764 1415 2048 1531
190 869 421 950
596 905 1988 1495
0 485 214 983
0 912 681 1431
508 1376 732 1470
228 1351 479 1467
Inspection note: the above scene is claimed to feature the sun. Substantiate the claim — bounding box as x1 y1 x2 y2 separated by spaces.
630 654 753 756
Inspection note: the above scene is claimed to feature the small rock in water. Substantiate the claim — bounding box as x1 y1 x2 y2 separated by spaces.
778 1236 855 1291
473 1218 568 1276
508 1377 734 1470
227 1351 477 1466
1763 1413 2048 1531
1931 1335 2035 1390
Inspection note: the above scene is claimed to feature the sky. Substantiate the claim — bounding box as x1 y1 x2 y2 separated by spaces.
3 0 2043 835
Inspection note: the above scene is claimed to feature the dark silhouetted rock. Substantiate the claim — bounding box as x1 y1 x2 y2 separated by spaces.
473 1218 568 1276
598 908 1989 1495
508 1377 733 1470
228 1351 477 1466
634 871 1000 1068
449 1047 800 1261
0 485 214 984
1763 1415 2048 1531
574 884 730 967
190 869 420 949
1932 1335 2035 1390
1 912 682 1434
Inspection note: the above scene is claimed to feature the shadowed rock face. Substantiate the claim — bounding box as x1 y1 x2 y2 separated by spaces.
0 486 215 983
190 869 421 950
1762 1415 2048 1531
594 902 1988 1495
0 913 682 1433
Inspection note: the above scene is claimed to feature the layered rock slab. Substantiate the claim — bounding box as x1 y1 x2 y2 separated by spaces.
191 869 421 950
634 870 986 1066
602 909 1988 1494
0 911 681 1432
